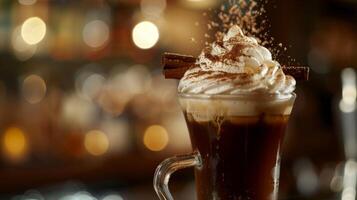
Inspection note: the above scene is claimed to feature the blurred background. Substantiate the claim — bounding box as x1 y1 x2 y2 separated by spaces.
0 0 356 199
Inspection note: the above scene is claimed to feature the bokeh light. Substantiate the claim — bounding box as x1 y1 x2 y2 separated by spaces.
18 0 37 5
60 191 96 200
342 86 357 105
132 21 159 49
339 100 356 113
20 189 44 200
21 17 46 45
99 65 151 116
342 188 356 200
22 74 47 104
84 130 109 156
116 65 151 96
147 75 177 106
98 90 127 116
61 94 97 128
183 0 218 8
101 194 124 200
339 68 356 113
79 73 106 100
143 125 169 151
341 160 357 200
2 127 28 161
11 26 37 61
83 20 110 48
162 114 191 151
331 175 344 192
294 158 319 196
101 119 130 154
140 0 166 18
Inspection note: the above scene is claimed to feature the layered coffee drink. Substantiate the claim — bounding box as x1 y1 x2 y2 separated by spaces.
154 24 306 200
179 94 295 200
177 26 296 200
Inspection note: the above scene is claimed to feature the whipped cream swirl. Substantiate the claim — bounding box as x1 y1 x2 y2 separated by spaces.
178 26 296 95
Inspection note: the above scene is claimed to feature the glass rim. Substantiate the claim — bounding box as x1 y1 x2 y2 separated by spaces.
178 92 296 100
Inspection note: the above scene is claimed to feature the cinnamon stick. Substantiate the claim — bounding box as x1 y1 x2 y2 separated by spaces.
162 53 309 81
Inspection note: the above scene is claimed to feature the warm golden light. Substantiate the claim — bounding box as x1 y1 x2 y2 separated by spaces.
11 26 37 61
143 125 169 151
183 0 218 8
120 65 151 95
21 17 46 45
3 127 27 161
22 74 47 104
132 21 159 49
162 114 191 151
81 73 106 100
101 119 130 154
61 94 97 128
18 0 37 5
84 130 109 156
83 20 110 48
141 0 166 18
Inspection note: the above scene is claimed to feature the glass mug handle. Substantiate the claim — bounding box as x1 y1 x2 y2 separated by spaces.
154 152 202 200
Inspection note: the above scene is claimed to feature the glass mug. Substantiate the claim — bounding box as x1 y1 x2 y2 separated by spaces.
154 93 296 200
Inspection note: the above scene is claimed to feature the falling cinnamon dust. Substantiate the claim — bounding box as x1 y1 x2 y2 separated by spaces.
202 0 295 65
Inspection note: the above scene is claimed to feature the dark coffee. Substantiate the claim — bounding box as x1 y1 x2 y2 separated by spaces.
184 113 290 200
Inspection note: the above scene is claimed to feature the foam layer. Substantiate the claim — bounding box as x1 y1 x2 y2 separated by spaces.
178 26 296 95
179 95 295 122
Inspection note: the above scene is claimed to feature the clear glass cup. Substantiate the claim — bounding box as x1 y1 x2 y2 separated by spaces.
154 93 296 200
